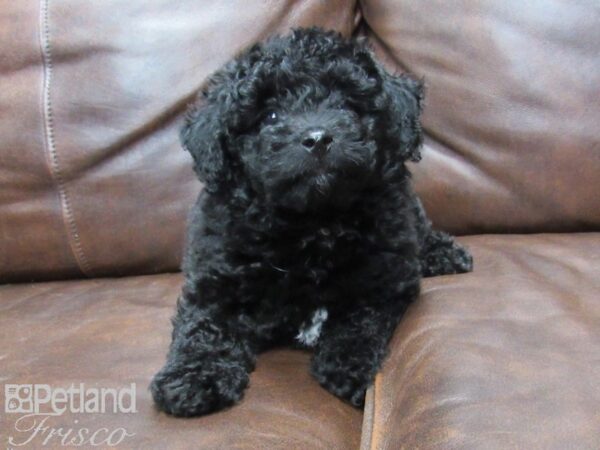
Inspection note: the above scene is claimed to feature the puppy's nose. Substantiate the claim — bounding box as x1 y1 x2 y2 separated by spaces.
301 128 333 157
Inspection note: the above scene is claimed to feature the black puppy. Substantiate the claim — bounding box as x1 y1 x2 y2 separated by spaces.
151 28 472 417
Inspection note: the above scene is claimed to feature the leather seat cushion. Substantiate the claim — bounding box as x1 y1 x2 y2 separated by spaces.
0 273 362 449
361 233 600 450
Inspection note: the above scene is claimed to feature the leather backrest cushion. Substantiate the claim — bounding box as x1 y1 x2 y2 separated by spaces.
361 0 600 234
0 0 359 281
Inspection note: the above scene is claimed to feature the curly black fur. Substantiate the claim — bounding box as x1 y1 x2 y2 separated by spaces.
151 28 473 417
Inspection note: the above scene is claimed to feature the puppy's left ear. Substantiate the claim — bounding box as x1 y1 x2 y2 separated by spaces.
180 98 228 192
382 72 424 162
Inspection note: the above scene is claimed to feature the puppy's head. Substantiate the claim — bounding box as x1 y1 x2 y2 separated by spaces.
182 28 423 212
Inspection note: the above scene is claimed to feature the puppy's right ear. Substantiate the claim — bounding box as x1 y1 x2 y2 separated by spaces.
379 71 424 163
180 99 227 192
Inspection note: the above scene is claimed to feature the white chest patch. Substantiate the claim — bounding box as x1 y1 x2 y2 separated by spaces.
296 307 328 347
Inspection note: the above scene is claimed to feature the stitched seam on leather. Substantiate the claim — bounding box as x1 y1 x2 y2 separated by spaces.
39 0 92 277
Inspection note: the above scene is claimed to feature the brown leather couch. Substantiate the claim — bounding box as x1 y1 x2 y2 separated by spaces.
1 1 599 448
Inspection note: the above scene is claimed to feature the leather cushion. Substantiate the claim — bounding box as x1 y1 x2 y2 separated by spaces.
0 273 362 449
361 233 600 449
361 0 600 234
0 0 359 282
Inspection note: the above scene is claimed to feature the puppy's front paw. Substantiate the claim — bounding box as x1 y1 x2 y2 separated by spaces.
311 353 374 408
150 361 249 417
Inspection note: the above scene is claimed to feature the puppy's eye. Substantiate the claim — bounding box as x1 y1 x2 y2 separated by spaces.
262 110 279 126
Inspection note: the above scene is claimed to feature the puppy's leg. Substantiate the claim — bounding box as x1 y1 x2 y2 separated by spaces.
414 198 473 277
420 228 473 277
310 302 408 407
150 295 256 417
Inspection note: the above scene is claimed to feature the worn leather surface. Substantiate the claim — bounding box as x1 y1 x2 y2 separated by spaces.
362 0 600 234
0 273 362 449
362 233 600 450
0 0 359 282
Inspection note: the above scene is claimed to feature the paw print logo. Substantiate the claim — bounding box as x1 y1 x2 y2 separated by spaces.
4 385 33 413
